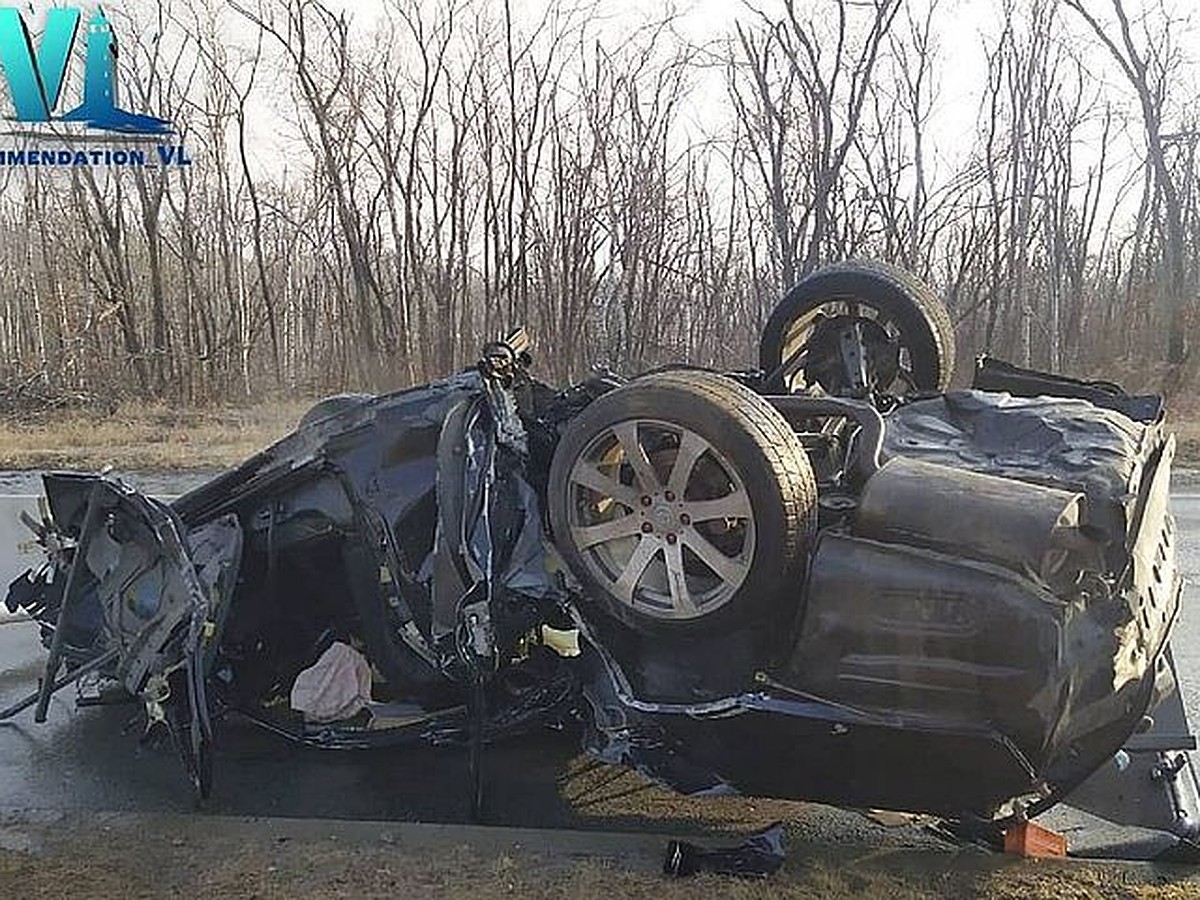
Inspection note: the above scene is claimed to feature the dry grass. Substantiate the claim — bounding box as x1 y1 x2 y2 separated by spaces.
0 400 313 472
1173 421 1200 464
1167 405 1200 467
0 396 1198 475
1 826 1197 900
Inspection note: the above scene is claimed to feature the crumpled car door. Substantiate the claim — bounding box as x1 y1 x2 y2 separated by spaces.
8 473 242 800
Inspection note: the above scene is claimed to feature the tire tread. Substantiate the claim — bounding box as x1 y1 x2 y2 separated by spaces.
548 369 817 633
759 258 955 391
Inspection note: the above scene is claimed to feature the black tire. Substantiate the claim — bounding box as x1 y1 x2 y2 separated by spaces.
548 370 817 635
759 259 955 395
298 393 372 428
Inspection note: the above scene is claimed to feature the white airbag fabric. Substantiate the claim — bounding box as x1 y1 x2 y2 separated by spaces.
290 641 372 723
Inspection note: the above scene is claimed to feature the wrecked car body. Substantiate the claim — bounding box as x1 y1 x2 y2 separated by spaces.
4 260 1195 850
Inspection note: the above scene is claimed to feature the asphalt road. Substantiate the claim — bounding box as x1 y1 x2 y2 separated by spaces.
0 478 1199 850
1170 488 1200 721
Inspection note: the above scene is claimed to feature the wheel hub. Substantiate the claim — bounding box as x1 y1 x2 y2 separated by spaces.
807 314 899 396
647 498 678 533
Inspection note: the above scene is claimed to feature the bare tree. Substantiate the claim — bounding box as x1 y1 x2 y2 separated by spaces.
0 0 1196 408
1065 0 1190 364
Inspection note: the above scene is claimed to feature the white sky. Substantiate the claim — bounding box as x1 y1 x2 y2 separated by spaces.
7 0 1199 216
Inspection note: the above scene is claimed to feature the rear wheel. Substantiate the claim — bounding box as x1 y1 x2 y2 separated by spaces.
548 371 817 635
759 260 955 399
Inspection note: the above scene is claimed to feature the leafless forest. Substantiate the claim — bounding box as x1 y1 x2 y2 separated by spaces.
0 0 1197 405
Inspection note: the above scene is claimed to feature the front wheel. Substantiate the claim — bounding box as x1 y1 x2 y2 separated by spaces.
548 371 817 635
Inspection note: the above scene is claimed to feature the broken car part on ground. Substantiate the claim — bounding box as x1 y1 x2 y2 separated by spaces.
5 260 1197 856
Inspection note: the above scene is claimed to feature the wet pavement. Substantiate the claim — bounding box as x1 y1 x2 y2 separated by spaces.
0 474 600 828
0 470 217 500
0 473 1199 845
0 613 610 826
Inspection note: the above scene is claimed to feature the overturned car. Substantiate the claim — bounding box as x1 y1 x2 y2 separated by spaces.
4 261 1195 847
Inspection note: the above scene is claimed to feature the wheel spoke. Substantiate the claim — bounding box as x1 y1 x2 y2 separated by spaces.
686 491 752 523
784 346 810 372
613 423 661 493
683 530 748 586
612 537 660 603
571 515 644 550
570 464 642 509
667 430 709 497
663 541 698 615
770 342 811 391
786 312 821 344
840 321 869 392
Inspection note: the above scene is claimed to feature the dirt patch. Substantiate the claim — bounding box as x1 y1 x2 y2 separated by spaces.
0 812 1196 900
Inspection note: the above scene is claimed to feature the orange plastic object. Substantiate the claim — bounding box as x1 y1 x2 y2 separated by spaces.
1003 821 1067 859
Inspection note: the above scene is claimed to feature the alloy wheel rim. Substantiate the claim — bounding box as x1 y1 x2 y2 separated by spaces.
566 418 756 620
780 296 919 396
